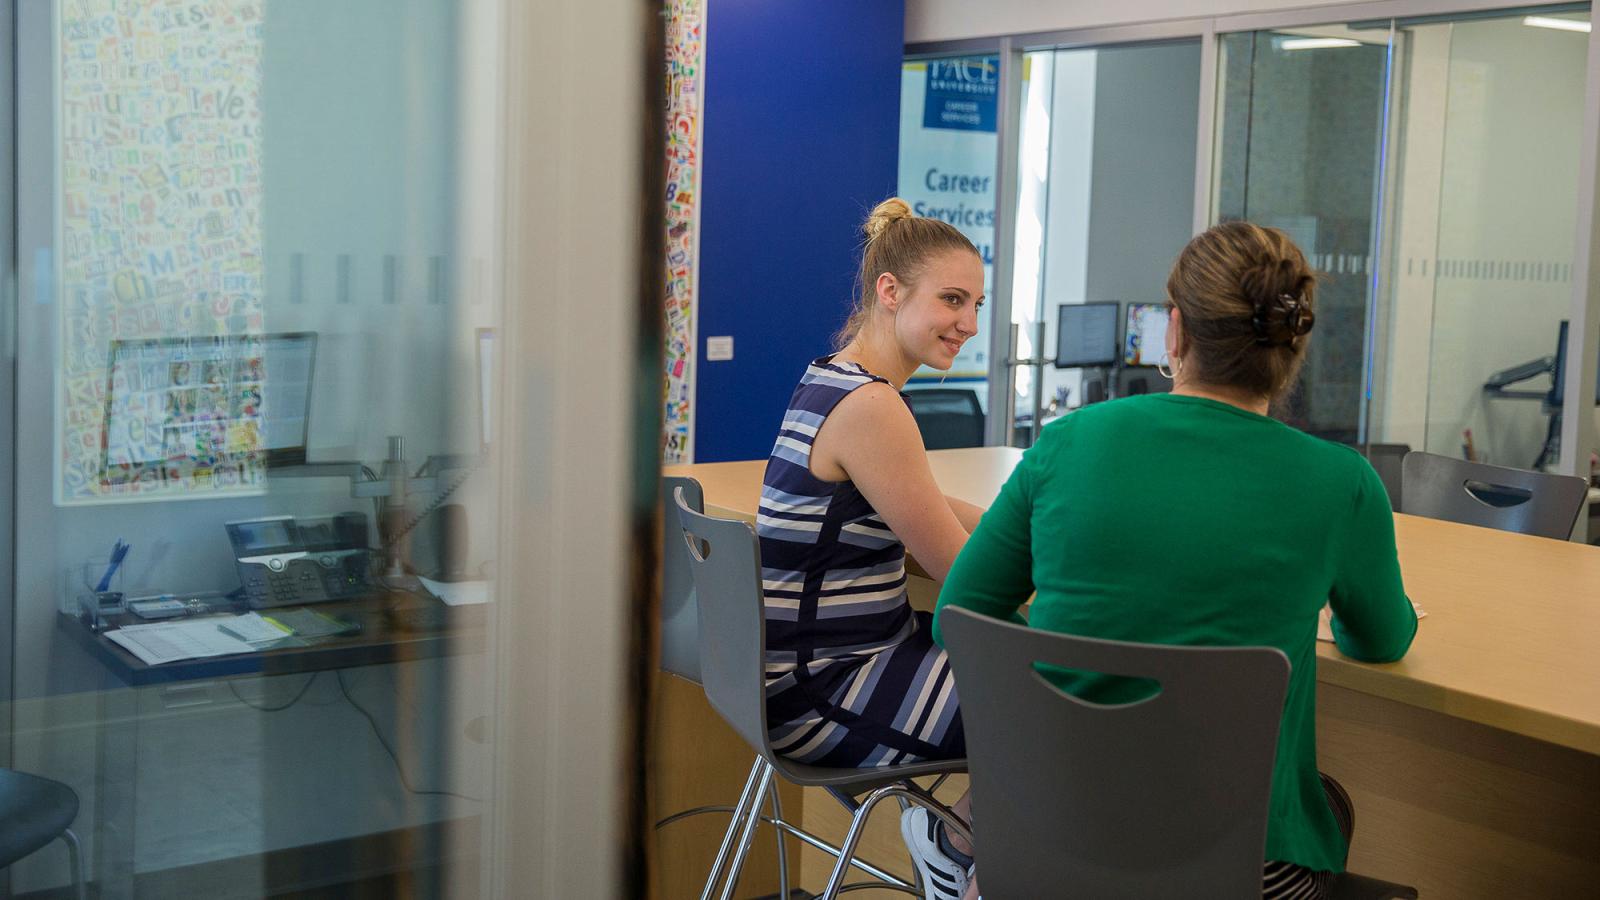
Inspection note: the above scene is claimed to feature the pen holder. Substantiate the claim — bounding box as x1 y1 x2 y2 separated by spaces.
63 560 125 619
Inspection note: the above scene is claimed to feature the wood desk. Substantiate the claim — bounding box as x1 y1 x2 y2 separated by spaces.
661 448 1600 898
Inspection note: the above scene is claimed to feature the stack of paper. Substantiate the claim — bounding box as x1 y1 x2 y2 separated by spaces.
105 613 290 666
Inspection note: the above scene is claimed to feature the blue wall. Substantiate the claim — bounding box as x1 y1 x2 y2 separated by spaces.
695 0 904 462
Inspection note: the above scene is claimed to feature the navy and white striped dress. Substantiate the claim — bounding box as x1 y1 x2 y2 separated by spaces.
757 356 965 768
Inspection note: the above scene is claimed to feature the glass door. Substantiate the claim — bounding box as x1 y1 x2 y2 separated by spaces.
1213 24 1394 442
1014 39 1203 446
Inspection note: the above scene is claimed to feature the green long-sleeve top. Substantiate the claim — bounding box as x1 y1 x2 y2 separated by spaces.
933 393 1418 873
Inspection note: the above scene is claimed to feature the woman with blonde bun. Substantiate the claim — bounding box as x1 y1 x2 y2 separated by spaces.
756 198 984 899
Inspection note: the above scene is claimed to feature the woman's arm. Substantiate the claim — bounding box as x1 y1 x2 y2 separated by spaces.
810 383 970 581
1329 462 1418 663
946 496 987 533
933 439 1041 646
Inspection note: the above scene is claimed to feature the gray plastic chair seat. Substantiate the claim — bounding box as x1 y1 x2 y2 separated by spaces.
1400 451 1587 539
0 769 78 867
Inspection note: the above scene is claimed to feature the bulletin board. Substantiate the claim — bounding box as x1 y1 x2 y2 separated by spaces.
56 0 266 505
662 0 704 464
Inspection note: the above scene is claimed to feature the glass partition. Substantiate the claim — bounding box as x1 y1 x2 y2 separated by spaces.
1374 6 1592 473
1017 40 1202 446
1213 24 1393 442
899 53 1002 424
10 1 505 895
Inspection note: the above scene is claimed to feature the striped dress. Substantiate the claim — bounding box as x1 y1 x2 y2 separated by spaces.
757 356 965 768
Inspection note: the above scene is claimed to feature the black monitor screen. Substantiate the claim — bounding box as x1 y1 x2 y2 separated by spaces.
1055 303 1120 368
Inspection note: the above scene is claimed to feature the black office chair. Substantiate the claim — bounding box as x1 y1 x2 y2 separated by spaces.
904 388 984 450
0 769 86 900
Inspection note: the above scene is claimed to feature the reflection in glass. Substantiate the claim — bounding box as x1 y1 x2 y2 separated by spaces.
1214 26 1392 442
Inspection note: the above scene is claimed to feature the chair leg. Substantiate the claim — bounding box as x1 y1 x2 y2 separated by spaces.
700 756 767 900
894 795 924 896
59 829 87 900
717 763 775 900
771 787 790 900
819 783 972 900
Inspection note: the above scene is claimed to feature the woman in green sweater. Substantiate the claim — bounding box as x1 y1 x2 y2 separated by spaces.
934 221 1418 899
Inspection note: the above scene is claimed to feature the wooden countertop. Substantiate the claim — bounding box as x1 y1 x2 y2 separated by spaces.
667 447 1600 755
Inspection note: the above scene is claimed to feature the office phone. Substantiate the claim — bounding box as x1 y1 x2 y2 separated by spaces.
226 513 374 609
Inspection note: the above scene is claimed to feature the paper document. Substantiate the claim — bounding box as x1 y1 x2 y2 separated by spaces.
419 577 490 607
216 612 293 644
1317 601 1427 643
106 618 258 666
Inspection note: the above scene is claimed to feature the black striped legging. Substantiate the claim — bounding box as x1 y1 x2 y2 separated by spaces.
1262 773 1356 899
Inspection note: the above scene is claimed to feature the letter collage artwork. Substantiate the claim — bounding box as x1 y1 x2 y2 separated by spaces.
58 1 266 505
661 0 703 464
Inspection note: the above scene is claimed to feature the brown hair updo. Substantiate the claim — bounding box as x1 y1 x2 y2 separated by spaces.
1165 221 1318 399
835 198 980 349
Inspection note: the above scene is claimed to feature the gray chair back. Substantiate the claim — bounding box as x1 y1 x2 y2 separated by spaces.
673 488 773 756
940 607 1291 899
1347 442 1409 510
660 476 705 683
1399 451 1587 539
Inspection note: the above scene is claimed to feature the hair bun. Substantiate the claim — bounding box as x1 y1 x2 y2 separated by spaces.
864 197 914 240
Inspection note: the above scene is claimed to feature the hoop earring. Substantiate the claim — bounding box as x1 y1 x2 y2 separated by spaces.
1157 360 1175 380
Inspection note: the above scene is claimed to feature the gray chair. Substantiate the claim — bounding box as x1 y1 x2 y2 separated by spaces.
905 388 985 450
673 489 970 900
939 608 1417 899
1400 451 1587 539
1347 442 1410 511
0 769 86 900
661 475 705 683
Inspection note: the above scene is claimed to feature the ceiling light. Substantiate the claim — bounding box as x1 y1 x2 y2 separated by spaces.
1523 16 1591 33
1279 37 1362 50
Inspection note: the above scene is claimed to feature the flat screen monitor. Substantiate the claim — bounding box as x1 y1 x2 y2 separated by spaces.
1124 303 1170 367
1054 303 1120 368
101 332 316 486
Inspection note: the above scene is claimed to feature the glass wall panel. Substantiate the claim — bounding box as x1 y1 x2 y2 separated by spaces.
1372 7 1592 474
11 1 503 895
1019 40 1201 446
899 54 1001 426
1214 25 1392 441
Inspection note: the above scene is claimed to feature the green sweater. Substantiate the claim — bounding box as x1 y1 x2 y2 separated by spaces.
933 393 1417 872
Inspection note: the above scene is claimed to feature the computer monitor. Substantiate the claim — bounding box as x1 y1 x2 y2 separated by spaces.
1124 303 1170 367
1054 303 1120 368
100 332 316 486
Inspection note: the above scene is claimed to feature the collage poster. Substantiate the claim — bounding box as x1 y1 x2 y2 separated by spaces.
58 1 266 505
662 0 703 463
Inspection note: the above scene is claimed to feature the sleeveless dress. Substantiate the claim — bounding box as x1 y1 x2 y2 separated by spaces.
756 356 965 767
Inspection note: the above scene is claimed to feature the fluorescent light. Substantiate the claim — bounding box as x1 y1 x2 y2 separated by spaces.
1279 37 1361 50
1524 16 1591 33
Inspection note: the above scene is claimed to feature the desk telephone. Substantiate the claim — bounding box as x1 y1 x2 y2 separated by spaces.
226 513 374 609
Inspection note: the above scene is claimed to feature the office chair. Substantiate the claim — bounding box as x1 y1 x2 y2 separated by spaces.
1400 451 1587 539
673 489 969 899
0 769 86 900
939 608 1417 899
904 388 985 450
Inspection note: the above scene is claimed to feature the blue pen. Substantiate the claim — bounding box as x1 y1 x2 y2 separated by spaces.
96 539 130 593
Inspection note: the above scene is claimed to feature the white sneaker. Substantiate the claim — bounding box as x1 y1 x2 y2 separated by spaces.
900 806 969 900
